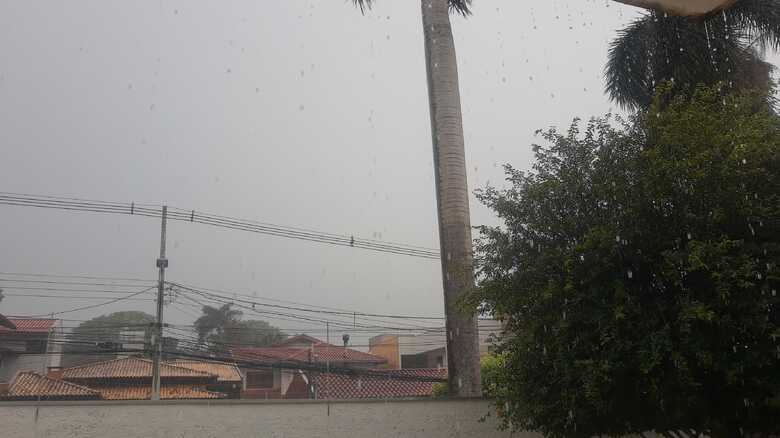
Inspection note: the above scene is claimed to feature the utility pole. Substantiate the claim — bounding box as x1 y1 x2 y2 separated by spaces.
151 206 168 401
325 322 330 401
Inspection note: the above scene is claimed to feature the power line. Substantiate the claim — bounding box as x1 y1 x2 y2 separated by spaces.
177 285 444 332
2 293 155 301
20 344 446 383
0 278 155 287
0 286 158 294
8 286 157 317
0 192 441 259
168 281 445 321
0 271 154 283
166 279 443 320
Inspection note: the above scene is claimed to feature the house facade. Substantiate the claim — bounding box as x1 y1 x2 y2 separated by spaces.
231 334 388 399
55 356 240 400
368 319 504 370
0 317 60 382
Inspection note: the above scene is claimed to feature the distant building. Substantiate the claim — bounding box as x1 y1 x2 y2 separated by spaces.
231 334 388 399
64 356 239 400
0 356 242 400
0 317 60 382
368 319 504 370
0 371 100 401
166 359 243 398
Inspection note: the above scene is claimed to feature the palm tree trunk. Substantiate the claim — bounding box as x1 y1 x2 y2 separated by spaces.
421 0 481 397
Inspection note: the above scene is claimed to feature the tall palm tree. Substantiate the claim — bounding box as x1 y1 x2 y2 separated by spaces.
194 303 243 345
606 0 780 109
352 0 482 397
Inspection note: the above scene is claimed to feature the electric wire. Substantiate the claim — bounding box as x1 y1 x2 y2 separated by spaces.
0 192 440 259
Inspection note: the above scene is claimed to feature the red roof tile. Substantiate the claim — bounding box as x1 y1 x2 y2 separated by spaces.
165 360 242 383
0 318 56 333
1 371 100 400
273 334 323 347
62 357 214 381
313 368 447 400
96 385 225 400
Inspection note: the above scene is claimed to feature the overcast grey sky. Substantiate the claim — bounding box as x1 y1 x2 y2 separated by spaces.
0 1 776 342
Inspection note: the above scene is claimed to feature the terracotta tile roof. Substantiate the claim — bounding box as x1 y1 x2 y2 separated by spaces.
273 334 323 346
96 385 225 400
0 318 56 333
232 346 309 364
1 371 100 400
313 368 447 400
62 357 214 381
232 344 387 366
165 360 242 383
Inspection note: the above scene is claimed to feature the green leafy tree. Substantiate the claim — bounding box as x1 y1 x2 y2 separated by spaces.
472 85 780 437
606 0 780 109
63 311 155 366
223 319 286 348
431 353 508 398
193 303 243 345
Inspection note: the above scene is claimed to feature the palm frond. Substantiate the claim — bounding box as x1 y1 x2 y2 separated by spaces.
726 0 780 51
352 0 372 14
352 0 471 16
606 15 657 109
605 10 772 109
448 0 472 16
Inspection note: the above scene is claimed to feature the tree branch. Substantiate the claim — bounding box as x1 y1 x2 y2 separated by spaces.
612 0 740 16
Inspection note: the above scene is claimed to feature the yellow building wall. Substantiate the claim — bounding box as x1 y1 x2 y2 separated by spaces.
368 335 400 370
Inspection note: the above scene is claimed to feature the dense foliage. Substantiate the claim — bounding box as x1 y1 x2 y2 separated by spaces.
69 311 155 343
431 353 508 398
63 311 155 366
194 303 285 351
473 85 780 438
606 0 780 109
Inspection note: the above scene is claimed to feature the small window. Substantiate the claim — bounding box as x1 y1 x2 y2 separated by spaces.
25 340 46 354
246 370 274 389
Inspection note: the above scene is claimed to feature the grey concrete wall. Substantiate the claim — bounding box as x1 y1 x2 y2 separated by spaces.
0 398 528 438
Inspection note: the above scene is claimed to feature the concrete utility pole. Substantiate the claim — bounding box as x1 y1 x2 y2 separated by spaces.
151 206 168 401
